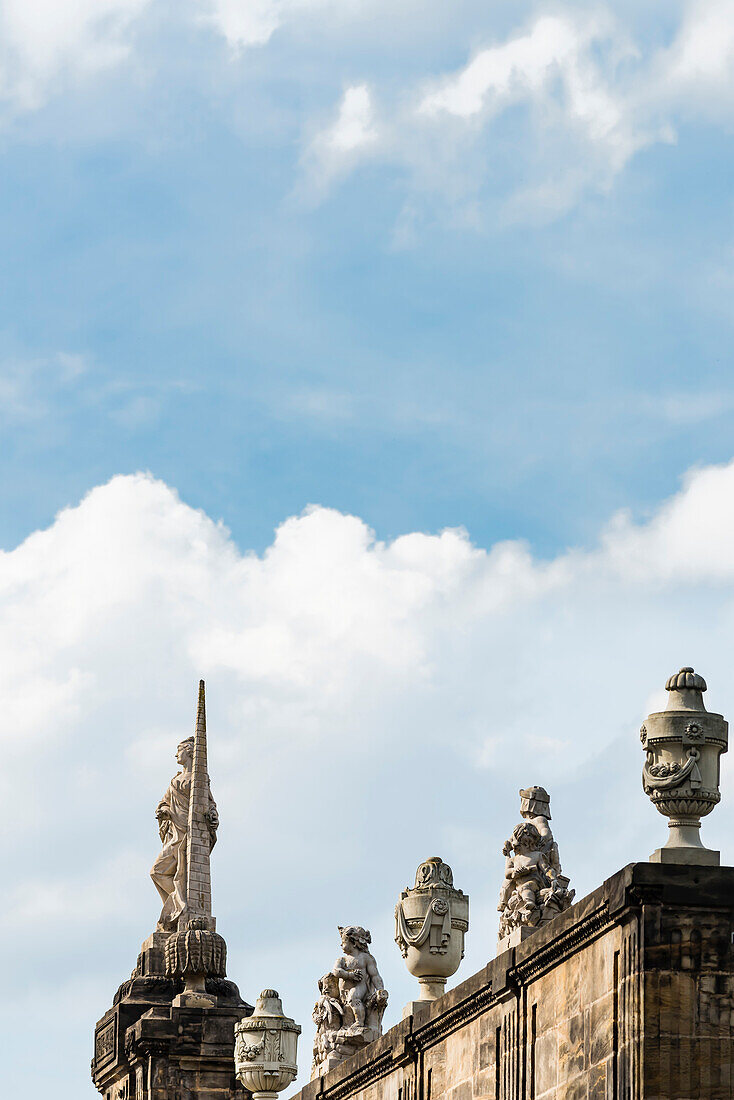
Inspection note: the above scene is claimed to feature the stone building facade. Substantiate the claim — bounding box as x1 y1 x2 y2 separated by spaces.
291 862 734 1100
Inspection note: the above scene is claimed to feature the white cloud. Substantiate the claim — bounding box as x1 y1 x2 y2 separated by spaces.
420 15 599 121
304 83 379 189
297 1 734 218
203 0 351 49
0 0 151 110
1 1 734 222
0 351 88 420
664 0 734 93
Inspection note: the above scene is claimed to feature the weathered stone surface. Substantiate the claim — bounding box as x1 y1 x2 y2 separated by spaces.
92 996 252 1100
290 862 734 1100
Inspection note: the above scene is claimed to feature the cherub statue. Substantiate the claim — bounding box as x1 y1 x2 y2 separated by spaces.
150 736 218 932
311 973 346 1076
332 925 388 1034
498 822 551 937
311 926 389 1078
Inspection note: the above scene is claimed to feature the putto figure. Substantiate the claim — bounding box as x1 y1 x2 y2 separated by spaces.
311 926 388 1078
150 735 219 931
497 787 574 945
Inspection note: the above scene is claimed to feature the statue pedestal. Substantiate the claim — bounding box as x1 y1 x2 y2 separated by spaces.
92 974 252 1100
650 846 720 866
136 931 170 976
496 925 537 953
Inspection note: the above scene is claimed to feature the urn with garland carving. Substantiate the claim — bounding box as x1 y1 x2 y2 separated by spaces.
234 990 301 1100
641 667 728 865
394 856 469 1004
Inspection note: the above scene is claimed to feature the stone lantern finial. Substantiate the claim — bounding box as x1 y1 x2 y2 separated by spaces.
641 666 728 865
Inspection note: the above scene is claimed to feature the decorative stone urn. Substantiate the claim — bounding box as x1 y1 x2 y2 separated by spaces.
165 917 227 1008
641 667 728 865
234 990 301 1100
395 856 469 1007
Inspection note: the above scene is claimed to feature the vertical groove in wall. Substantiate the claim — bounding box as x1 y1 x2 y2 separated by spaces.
613 950 619 1100
520 988 526 1100
495 1025 501 1100
529 1003 536 1100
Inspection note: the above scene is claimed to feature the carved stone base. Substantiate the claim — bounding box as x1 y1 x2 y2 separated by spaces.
172 989 217 1009
497 924 538 953
650 845 720 866
135 931 171 977
92 966 252 1099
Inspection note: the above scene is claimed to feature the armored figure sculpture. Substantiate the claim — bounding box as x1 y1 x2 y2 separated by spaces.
150 725 218 931
519 786 561 875
497 788 574 944
311 926 388 1078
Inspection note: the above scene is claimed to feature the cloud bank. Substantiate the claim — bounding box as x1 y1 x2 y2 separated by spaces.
4 462 734 1094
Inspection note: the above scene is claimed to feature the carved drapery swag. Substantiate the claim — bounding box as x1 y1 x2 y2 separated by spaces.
394 896 451 956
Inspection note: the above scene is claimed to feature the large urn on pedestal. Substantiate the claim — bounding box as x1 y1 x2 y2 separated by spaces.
235 990 301 1100
641 667 728 865
394 856 469 1007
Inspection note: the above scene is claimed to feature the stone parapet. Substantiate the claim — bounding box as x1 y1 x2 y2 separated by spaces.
288 862 734 1100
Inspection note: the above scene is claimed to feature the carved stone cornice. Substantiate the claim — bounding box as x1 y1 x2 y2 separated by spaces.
323 1051 394 1100
511 905 613 984
412 984 497 1049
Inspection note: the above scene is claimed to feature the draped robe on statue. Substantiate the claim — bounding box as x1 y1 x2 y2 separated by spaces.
150 768 217 931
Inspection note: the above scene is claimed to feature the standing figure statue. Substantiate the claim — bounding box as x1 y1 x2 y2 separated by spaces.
311 926 388 1078
150 736 219 932
497 787 574 945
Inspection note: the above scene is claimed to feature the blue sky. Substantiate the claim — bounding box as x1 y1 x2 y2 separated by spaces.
3 0 734 557
4 2 734 1098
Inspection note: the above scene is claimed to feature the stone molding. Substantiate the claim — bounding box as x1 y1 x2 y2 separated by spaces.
510 904 614 985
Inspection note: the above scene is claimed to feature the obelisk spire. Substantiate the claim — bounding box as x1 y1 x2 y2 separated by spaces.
185 679 215 929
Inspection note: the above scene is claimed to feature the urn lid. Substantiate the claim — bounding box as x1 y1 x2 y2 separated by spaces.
237 989 301 1035
414 856 454 890
665 667 707 712
254 989 285 1017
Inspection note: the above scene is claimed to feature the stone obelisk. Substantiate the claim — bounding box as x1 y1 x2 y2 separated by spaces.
167 679 227 1007
185 679 215 930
